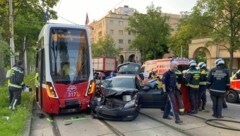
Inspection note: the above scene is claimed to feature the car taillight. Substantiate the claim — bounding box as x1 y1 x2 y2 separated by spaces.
88 80 96 95
46 82 58 98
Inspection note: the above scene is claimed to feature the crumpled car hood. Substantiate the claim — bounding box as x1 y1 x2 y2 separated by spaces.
103 87 138 98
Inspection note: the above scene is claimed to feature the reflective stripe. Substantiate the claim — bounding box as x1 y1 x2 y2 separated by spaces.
179 108 184 112
210 89 225 93
199 82 207 85
12 67 24 73
9 83 22 88
189 84 199 88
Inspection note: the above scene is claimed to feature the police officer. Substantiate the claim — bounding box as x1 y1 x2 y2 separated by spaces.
175 67 185 114
162 61 183 124
198 62 208 110
207 58 229 118
186 60 200 114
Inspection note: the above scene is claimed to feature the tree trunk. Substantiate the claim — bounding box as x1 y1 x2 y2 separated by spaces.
229 50 234 76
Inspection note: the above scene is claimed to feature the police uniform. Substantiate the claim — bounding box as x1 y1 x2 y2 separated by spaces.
186 61 200 113
207 58 229 118
162 69 181 123
198 64 208 110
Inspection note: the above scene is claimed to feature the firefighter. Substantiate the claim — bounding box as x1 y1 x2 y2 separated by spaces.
198 62 208 111
175 67 185 115
9 60 25 110
181 70 192 113
207 58 230 118
162 61 183 124
186 60 200 114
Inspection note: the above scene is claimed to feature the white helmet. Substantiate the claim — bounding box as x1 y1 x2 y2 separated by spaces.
215 58 224 65
189 60 197 67
198 62 206 68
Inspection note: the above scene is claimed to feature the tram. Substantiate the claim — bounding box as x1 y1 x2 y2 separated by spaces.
36 23 95 114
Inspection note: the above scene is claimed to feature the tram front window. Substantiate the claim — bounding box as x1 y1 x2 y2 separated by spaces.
49 28 90 84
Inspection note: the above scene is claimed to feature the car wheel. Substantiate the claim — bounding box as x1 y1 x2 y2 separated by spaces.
226 90 238 103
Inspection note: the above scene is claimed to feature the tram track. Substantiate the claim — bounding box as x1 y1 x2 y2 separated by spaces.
99 119 125 136
139 112 192 136
49 115 62 136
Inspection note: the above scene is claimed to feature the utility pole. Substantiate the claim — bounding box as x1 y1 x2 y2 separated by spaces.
9 0 15 67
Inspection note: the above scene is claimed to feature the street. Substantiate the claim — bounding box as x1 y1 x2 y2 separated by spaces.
29 94 240 136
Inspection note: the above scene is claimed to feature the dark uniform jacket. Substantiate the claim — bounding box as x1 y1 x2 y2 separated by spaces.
186 67 200 89
207 65 230 96
199 68 208 86
162 70 177 92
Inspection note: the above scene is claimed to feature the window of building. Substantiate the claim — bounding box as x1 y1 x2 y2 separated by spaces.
128 31 131 35
119 39 123 44
118 21 123 26
98 31 102 37
110 20 114 25
128 39 131 44
110 29 114 34
118 30 123 35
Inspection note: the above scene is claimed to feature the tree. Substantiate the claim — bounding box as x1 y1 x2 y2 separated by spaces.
0 0 58 67
92 35 121 58
127 4 170 61
192 0 240 75
168 11 212 58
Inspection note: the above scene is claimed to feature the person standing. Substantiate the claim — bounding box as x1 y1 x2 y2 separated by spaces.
186 60 200 114
162 61 183 124
9 60 25 110
6 67 14 105
207 58 230 118
198 62 208 110
175 68 185 115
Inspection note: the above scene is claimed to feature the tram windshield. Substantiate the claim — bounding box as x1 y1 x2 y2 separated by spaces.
49 28 90 84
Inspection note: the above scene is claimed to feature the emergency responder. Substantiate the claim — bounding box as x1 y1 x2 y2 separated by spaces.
148 68 158 79
175 67 185 115
162 61 183 124
6 67 14 104
186 60 200 114
198 62 208 111
208 58 230 118
181 69 192 114
9 60 25 110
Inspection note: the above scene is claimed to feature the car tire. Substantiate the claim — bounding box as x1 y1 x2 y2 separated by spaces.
226 90 238 103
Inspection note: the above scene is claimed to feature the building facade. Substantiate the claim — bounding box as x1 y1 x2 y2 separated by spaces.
89 5 181 64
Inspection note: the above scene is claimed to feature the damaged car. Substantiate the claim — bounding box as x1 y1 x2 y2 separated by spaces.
90 75 140 121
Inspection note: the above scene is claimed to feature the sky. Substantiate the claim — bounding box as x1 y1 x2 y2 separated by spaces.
51 0 198 25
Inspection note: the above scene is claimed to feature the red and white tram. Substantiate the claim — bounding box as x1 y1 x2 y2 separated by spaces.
36 23 95 114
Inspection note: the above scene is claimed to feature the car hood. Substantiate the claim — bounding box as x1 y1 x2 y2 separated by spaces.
103 87 138 98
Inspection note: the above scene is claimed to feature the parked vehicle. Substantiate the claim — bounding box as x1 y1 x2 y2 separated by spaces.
117 62 141 75
93 57 117 77
226 70 240 103
90 75 140 121
141 58 189 78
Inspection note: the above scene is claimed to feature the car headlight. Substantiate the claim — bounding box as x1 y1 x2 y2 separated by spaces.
124 99 136 109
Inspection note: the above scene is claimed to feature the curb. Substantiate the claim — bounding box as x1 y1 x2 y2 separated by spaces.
23 100 35 136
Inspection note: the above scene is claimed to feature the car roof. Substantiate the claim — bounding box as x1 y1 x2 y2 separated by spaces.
111 75 136 79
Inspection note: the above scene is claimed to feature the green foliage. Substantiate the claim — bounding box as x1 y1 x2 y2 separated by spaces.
92 35 121 57
193 0 240 75
0 73 35 136
0 0 59 67
127 4 170 61
168 10 212 58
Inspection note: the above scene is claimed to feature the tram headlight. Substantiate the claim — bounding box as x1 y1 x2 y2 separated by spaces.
46 82 58 98
88 80 96 95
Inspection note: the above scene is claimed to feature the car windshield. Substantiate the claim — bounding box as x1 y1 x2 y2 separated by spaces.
104 77 135 89
118 63 140 74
